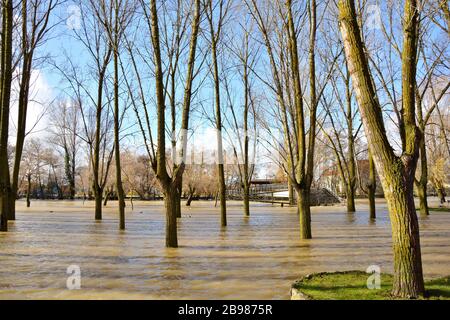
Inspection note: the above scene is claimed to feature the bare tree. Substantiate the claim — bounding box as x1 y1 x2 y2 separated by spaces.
161 0 196 219
7 0 60 221
223 19 259 216
319 61 362 212
0 0 14 231
93 0 136 229
204 0 232 226
338 0 424 298
248 0 338 238
127 0 201 247
364 0 449 217
56 0 116 220
426 111 449 204
49 99 80 199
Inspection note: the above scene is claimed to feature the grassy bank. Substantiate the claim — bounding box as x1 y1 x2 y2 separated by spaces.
291 271 450 300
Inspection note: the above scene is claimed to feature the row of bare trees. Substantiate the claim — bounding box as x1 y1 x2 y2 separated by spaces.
11 136 221 205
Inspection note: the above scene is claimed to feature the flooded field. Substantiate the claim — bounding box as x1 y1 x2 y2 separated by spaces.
0 199 449 299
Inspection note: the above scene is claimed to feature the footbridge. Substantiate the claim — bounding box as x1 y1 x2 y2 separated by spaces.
226 181 341 206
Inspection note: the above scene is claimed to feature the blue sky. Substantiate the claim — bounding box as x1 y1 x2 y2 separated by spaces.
20 0 450 178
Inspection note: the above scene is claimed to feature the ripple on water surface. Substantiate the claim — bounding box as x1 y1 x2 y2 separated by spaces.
0 199 449 299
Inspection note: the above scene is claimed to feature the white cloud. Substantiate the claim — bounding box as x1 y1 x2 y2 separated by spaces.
9 68 53 143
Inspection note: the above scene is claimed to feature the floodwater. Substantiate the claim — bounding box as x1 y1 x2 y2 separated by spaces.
0 198 449 299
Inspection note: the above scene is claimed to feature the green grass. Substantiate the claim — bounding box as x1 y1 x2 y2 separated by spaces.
416 207 450 212
292 271 450 300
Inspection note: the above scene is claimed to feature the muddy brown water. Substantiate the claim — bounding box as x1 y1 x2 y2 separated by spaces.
0 199 449 299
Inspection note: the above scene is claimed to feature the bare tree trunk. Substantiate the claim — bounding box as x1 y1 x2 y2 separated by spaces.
243 184 250 217
304 0 319 223
0 0 13 232
346 184 356 212
416 133 429 216
346 77 356 213
64 145 76 200
163 186 178 247
112 5 126 230
218 163 227 226
175 182 181 218
415 87 430 217
94 187 103 220
10 0 57 218
286 0 311 239
26 175 31 208
9 0 30 221
7 184 15 220
70 149 76 199
288 180 295 205
92 51 110 221
296 188 312 239
147 0 201 247
367 151 377 219
207 0 227 227
286 148 295 205
436 188 446 204
338 0 424 297
386 170 424 298
186 188 195 206
103 187 111 206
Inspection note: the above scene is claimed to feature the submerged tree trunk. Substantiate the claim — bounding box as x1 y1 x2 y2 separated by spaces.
103 187 111 206
9 0 29 221
91 54 111 221
186 189 194 206
112 15 126 230
436 188 446 204
243 184 250 217
147 0 201 247
0 191 9 232
296 188 312 239
26 175 31 207
218 163 227 226
346 184 356 212
94 188 103 220
286 0 313 239
163 187 178 247
7 189 15 221
207 2 227 227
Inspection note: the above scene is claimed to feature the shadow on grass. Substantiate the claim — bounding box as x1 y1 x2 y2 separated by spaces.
425 276 450 299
